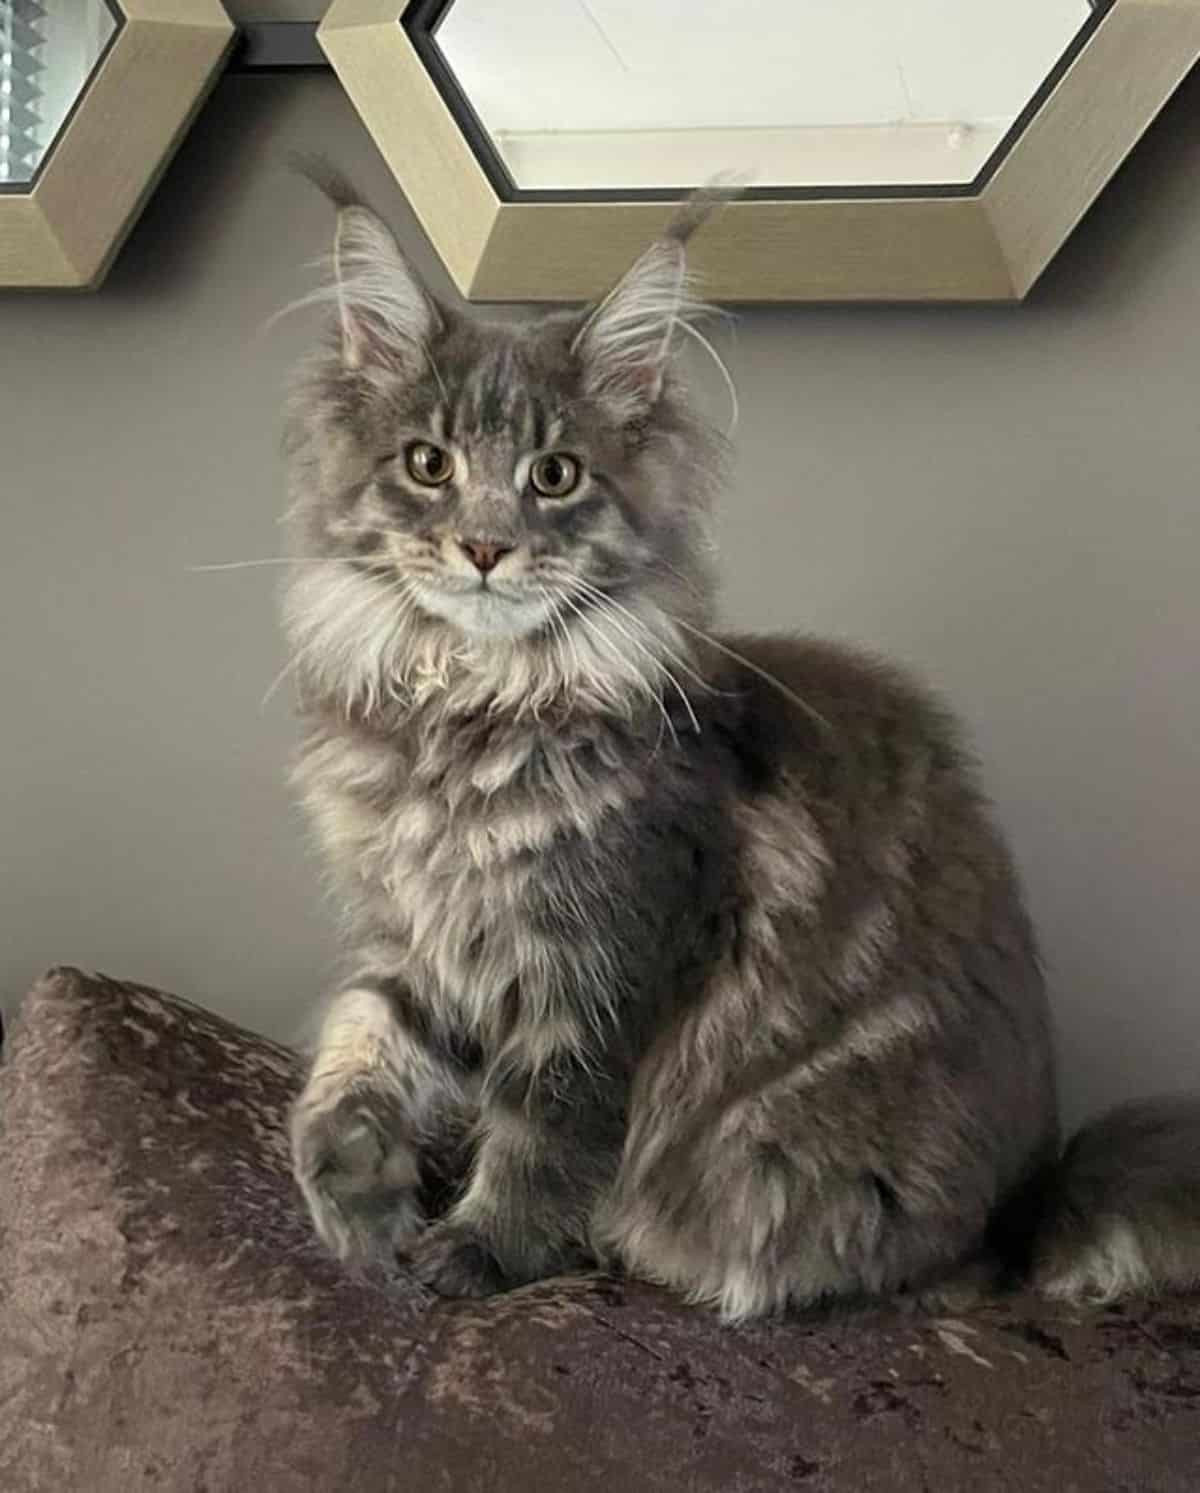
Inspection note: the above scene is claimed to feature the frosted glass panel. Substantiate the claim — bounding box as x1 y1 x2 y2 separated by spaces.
433 0 1094 191
0 0 117 186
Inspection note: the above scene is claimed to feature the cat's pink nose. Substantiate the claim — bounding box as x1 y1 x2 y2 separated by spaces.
459 540 513 575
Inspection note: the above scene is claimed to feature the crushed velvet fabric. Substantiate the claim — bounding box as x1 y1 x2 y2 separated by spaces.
1 969 1197 1492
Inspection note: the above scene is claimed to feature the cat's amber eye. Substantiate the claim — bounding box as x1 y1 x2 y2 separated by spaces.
530 452 581 499
405 441 454 487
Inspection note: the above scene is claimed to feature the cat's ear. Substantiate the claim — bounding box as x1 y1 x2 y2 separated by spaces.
572 182 737 419
572 236 695 420
332 202 441 372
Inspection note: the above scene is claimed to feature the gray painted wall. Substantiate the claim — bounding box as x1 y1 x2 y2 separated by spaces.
3 72 1198 1127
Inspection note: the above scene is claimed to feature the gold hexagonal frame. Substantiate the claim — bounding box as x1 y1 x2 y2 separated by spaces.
0 0 234 290
320 0 1200 303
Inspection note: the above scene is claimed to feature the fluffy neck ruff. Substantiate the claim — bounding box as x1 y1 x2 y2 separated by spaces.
284 561 706 731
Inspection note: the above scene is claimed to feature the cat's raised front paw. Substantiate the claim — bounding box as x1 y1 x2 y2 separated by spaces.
291 1087 423 1264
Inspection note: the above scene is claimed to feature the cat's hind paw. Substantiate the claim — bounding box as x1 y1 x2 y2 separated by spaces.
407 1222 511 1298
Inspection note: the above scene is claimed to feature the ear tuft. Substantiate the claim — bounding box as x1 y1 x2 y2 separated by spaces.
287 158 440 373
573 187 726 420
331 203 439 371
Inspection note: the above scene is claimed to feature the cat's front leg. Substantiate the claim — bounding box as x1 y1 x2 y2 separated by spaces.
410 1030 625 1296
291 982 472 1265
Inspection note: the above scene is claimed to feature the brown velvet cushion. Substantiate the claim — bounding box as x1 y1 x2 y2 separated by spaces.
1 969 1198 1492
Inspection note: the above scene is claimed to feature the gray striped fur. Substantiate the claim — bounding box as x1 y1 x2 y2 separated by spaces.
283 188 1199 1318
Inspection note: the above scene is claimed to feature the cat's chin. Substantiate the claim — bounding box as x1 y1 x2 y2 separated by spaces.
414 583 554 642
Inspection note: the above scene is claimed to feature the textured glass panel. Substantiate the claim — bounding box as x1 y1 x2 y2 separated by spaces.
433 0 1094 192
0 0 117 186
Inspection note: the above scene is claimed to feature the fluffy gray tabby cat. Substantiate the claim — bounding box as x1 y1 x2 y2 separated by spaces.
284 180 1199 1319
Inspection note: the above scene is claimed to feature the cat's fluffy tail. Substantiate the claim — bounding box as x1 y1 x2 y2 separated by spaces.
1024 1095 1200 1303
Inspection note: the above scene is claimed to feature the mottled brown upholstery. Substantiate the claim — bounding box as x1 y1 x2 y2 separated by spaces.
1 969 1197 1492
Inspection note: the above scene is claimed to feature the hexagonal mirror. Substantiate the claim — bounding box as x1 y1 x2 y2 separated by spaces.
320 0 1200 302
0 0 120 188
429 0 1094 194
0 0 233 289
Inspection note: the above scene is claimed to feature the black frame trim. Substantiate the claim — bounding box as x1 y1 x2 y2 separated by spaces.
403 0 1117 204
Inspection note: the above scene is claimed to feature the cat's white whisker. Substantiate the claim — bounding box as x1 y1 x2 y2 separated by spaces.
261 651 304 711
649 555 709 603
677 318 740 435
189 557 347 573
665 614 835 736
576 595 701 738
536 586 581 701
571 599 685 745
554 589 680 748
564 578 713 737
569 577 715 701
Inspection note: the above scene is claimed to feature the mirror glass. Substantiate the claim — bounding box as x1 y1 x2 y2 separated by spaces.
0 0 118 187
430 0 1095 192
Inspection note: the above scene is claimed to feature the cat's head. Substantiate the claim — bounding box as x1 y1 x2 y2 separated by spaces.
284 181 725 716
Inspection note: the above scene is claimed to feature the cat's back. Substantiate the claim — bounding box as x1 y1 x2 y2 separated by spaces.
707 630 1043 1022
706 631 977 820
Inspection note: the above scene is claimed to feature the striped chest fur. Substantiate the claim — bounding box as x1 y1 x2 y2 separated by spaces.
297 707 648 1042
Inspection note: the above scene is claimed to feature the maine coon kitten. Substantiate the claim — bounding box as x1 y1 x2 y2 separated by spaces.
283 180 1200 1319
